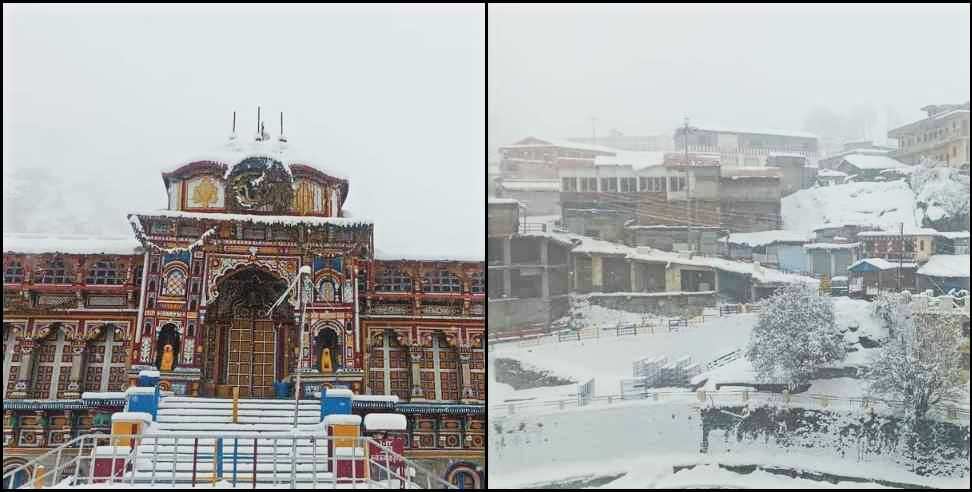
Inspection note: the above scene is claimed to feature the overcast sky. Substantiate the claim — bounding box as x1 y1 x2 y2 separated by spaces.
3 3 485 259
488 3 970 159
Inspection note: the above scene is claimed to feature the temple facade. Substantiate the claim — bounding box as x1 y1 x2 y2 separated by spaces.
2 136 485 486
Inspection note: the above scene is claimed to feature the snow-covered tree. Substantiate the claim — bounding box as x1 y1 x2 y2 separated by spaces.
871 290 913 337
865 313 965 422
910 157 970 231
745 284 846 388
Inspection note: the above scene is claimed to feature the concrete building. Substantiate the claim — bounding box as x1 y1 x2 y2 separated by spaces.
847 258 918 297
498 136 616 180
857 228 939 264
888 102 970 168
915 255 970 296
719 166 783 233
935 231 970 255
674 125 819 167
766 153 809 196
815 168 848 187
628 225 721 255
494 178 561 216
487 199 572 335
567 131 673 152
718 230 810 273
488 162 500 197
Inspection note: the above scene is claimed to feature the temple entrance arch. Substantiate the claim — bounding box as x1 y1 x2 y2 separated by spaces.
313 322 344 373
203 266 295 398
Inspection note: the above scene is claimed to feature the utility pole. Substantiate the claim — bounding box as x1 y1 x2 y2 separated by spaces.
897 222 904 292
682 117 698 252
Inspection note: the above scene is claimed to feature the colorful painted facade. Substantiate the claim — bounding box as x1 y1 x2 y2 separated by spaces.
2 138 484 486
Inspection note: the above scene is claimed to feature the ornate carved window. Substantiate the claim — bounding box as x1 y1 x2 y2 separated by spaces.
470 271 484 294
420 333 459 401
31 325 73 399
133 264 143 288
376 269 412 293
83 325 127 392
3 260 25 284
86 260 125 285
161 269 187 297
316 278 340 303
423 270 461 293
38 258 73 284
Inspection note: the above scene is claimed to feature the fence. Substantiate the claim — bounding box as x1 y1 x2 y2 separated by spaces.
1 432 456 490
490 389 969 424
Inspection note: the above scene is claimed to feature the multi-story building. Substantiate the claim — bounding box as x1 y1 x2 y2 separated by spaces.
835 154 908 182
487 199 572 335
857 228 940 264
887 102 970 168
498 136 616 180
817 141 897 171
566 132 673 152
494 178 561 216
2 135 485 485
674 125 819 167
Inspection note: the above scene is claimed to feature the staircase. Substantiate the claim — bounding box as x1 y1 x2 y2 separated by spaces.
129 397 335 486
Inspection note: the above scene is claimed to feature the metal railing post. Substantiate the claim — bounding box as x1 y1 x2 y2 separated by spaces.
151 434 159 485
252 438 258 489
172 437 178 487
312 437 319 489
272 438 278 486
192 437 199 487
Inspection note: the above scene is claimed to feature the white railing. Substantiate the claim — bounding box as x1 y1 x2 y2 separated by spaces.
2 432 457 490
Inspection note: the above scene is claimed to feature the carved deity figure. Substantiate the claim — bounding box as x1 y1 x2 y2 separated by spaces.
161 344 175 371
320 348 333 373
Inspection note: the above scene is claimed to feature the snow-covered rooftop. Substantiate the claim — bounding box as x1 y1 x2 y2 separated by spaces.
816 169 848 177
848 258 918 271
374 249 483 262
781 180 919 235
767 152 810 158
128 210 371 228
488 197 522 206
857 228 942 237
3 233 143 255
594 151 666 168
840 154 906 170
721 167 783 179
497 179 561 192
937 231 970 240
500 137 618 154
804 242 861 250
685 124 818 140
917 254 970 278
165 137 350 182
722 230 811 247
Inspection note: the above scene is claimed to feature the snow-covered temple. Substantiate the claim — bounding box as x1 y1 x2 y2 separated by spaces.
2 131 484 488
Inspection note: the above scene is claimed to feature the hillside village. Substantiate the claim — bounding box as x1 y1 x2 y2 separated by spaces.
489 104 970 336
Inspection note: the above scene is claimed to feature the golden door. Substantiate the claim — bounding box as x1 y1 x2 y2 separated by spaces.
226 318 276 398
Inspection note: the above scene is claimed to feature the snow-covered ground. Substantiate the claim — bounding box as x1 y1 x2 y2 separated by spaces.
782 181 920 235
489 298 970 488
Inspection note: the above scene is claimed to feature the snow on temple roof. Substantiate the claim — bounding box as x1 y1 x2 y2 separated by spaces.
129 210 372 228
165 138 350 182
496 179 561 192
840 154 906 170
848 258 918 271
723 230 811 247
374 249 483 262
917 255 971 278
2 233 143 255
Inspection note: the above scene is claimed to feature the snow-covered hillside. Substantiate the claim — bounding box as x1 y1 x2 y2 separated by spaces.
782 181 919 235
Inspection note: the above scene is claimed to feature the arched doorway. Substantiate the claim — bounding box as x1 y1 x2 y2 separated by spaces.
2 459 31 490
444 462 482 489
313 323 343 373
204 267 294 398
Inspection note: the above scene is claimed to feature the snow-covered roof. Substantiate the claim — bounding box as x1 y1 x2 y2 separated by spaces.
374 250 483 262
81 392 126 400
500 137 618 154
325 388 354 398
497 179 561 192
164 138 350 182
720 167 783 179
937 231 970 240
917 255 970 278
816 169 847 177
804 242 861 250
128 210 371 228
781 180 919 235
840 154 906 171
627 248 819 285
722 230 810 247
322 414 362 427
3 233 143 255
933 108 970 120
857 228 941 237
111 412 153 424
363 413 407 431
848 258 918 271
138 369 160 378
685 124 818 140
570 235 634 256
488 197 522 206
594 151 666 168
767 152 810 159
352 394 399 403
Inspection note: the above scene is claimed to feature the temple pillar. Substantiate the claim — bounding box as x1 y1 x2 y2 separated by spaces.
408 344 424 400
65 339 86 399
459 346 474 401
11 339 36 399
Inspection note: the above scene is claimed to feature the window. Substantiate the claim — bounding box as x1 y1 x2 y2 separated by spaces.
38 258 72 284
376 269 412 292
4 260 24 284
423 270 462 293
620 177 636 193
470 271 484 294
582 177 597 191
600 178 617 192
639 177 648 191
86 260 125 285
243 227 265 241
561 177 577 192
150 222 169 235
161 269 187 297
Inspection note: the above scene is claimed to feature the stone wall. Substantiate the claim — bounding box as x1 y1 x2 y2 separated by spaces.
587 291 716 318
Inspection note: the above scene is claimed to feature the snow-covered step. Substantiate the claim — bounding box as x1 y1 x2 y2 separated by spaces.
157 408 317 417
131 460 332 473
157 415 320 424
154 422 322 431
136 443 326 454
160 397 318 405
125 470 337 483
